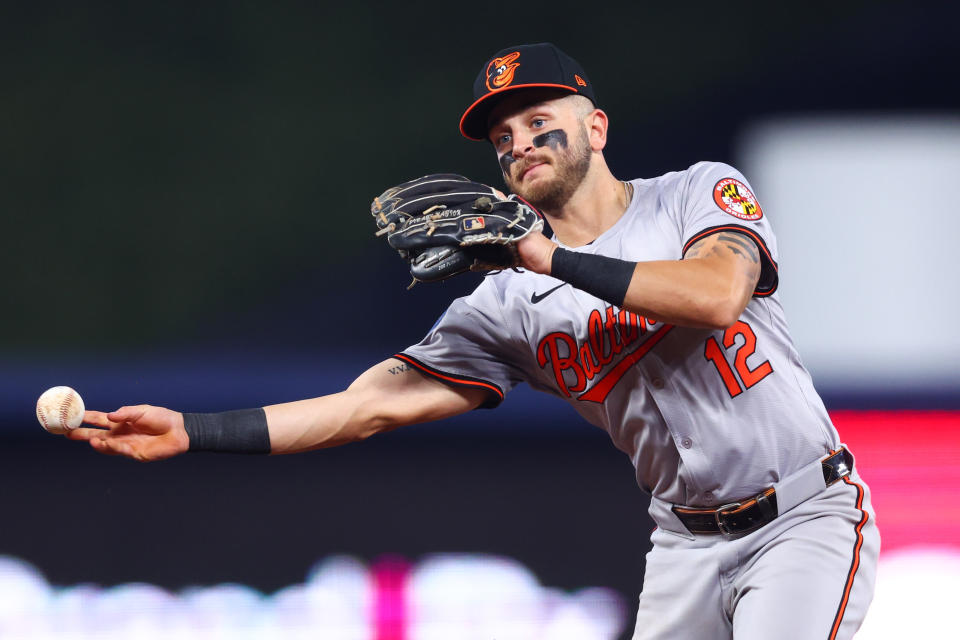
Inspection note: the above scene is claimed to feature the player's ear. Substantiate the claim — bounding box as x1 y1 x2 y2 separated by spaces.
586 108 608 152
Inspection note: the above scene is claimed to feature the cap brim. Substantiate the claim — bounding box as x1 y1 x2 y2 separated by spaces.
459 83 579 141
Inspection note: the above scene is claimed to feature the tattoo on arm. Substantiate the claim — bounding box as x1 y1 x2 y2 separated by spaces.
684 242 705 259
387 363 412 375
683 234 725 260
685 231 760 264
684 230 762 290
716 232 760 263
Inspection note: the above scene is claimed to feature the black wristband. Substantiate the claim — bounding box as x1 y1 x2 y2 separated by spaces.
182 408 271 454
550 247 635 307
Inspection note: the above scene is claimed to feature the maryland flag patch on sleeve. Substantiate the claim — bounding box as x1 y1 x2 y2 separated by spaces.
713 178 763 221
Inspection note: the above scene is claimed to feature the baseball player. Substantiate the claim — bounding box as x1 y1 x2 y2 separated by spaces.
67 43 878 639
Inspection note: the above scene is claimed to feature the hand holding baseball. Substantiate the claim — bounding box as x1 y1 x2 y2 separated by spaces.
67 405 190 462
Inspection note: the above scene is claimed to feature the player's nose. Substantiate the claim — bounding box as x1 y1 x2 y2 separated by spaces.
510 134 535 158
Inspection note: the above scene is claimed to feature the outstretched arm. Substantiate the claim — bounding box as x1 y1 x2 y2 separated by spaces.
265 358 486 453
67 358 487 461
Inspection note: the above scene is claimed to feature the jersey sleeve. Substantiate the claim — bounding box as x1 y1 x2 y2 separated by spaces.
396 278 523 409
677 161 779 296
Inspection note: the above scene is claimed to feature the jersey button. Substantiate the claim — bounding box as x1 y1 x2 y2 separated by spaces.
680 437 693 449
651 377 665 389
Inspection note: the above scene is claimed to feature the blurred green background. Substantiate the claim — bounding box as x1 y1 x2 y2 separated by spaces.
4 0 951 352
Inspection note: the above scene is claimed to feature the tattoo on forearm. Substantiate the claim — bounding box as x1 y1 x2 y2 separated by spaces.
387 363 412 375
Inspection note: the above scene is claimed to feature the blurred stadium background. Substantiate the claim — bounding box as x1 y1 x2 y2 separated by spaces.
1 2 958 638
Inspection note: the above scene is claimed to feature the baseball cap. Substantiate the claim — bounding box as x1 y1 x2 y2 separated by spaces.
459 42 597 141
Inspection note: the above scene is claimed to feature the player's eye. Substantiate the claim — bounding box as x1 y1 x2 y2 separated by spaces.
497 134 512 146
532 118 546 128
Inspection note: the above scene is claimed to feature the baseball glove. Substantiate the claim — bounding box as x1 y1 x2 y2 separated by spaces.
371 174 543 285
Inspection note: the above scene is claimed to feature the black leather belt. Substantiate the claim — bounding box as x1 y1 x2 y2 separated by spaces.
672 448 853 537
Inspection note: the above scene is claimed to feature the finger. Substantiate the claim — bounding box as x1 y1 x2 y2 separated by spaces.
107 405 148 424
89 437 121 456
93 436 138 458
83 410 117 429
105 433 139 456
66 427 109 441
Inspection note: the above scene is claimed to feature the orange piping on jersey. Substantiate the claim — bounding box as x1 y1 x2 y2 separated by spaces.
682 225 779 297
393 353 505 403
682 225 777 267
578 324 675 403
828 476 868 640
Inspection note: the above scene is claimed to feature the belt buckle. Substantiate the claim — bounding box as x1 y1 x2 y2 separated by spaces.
714 502 742 537
823 448 853 486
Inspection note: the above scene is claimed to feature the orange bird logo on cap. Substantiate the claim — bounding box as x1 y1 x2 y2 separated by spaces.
485 51 521 91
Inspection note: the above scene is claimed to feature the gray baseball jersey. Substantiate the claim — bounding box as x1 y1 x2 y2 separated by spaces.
396 161 879 639
397 161 838 509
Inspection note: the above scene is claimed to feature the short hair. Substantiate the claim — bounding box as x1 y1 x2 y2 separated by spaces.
563 94 595 119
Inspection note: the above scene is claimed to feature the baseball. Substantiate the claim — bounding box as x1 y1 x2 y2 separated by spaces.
36 386 85 434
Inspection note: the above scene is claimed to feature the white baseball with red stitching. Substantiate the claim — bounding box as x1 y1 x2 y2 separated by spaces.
36 386 85 434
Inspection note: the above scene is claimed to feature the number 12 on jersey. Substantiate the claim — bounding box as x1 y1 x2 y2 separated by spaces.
703 321 773 398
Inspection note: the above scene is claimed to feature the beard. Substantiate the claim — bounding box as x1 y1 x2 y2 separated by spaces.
505 123 592 211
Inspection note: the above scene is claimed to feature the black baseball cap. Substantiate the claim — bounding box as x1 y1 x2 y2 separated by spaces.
459 42 597 141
